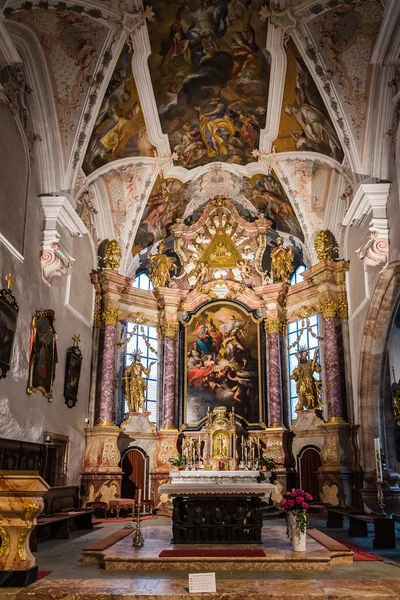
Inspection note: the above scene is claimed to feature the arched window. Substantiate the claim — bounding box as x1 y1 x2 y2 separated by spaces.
290 264 306 285
287 314 321 422
126 322 158 424
132 271 153 290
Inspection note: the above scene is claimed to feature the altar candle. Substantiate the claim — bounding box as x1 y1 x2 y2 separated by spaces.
374 438 383 483
138 488 142 506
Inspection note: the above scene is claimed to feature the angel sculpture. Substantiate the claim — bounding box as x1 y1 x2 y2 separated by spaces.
270 237 294 283
149 240 177 288
290 347 322 411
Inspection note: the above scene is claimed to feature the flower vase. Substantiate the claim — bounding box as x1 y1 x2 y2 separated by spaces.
288 512 306 552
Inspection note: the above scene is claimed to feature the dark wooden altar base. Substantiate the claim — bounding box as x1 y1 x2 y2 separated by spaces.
172 496 263 544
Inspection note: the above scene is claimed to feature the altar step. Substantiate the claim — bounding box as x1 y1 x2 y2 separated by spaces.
7 578 400 599
85 524 353 572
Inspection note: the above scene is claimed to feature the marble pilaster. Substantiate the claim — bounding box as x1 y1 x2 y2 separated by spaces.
319 301 345 423
161 321 179 430
267 329 283 427
96 309 121 426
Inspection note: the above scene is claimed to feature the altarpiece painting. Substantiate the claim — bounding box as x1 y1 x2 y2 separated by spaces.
184 302 262 427
0 286 19 379
27 310 57 402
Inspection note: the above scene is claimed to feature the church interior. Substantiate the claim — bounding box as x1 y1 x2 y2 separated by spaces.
1 0 400 597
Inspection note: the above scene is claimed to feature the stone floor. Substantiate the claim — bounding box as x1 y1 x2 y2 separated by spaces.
4 517 400 598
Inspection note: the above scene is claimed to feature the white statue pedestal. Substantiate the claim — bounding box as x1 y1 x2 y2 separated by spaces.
120 411 155 433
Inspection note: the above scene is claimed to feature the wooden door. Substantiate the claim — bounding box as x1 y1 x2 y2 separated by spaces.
298 447 321 502
121 449 145 501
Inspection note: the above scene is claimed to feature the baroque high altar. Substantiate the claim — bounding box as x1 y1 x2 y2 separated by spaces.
80 196 360 512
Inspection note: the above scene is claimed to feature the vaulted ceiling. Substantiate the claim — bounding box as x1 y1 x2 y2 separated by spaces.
4 0 388 275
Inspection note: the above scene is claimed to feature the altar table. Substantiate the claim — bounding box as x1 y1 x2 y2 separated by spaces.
159 471 276 544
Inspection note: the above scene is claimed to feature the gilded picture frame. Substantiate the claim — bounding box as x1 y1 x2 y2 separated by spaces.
180 300 266 430
64 344 83 408
0 287 19 379
27 310 57 402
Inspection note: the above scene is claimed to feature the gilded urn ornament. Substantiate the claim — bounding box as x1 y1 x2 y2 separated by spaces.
270 237 294 284
105 239 122 270
314 230 336 261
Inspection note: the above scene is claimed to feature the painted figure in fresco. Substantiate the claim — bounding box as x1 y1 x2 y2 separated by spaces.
231 25 261 81
283 59 342 161
75 190 98 234
149 240 177 288
290 348 322 411
270 237 294 283
123 353 155 413
175 124 207 167
142 179 184 237
194 96 236 158
160 21 192 93
194 318 222 356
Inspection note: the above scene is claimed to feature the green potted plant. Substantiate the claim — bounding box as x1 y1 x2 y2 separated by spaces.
169 453 184 470
259 456 278 472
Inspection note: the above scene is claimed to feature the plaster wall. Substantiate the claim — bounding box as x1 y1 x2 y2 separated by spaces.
0 102 95 485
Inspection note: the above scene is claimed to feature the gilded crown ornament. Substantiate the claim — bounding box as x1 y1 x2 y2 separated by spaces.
314 230 336 261
105 240 122 270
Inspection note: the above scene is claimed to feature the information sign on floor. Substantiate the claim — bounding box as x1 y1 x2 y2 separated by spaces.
188 572 216 593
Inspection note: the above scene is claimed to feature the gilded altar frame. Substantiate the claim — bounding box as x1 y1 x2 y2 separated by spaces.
27 310 57 402
179 300 267 430
0 287 19 379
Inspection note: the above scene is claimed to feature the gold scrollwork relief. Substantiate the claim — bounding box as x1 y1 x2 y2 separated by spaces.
314 230 336 261
17 528 30 562
0 513 9 557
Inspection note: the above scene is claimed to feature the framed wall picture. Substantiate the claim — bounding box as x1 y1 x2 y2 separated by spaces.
181 300 265 429
0 286 19 379
64 343 82 408
27 310 57 402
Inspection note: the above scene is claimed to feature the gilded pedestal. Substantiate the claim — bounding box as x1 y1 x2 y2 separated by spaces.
0 473 49 587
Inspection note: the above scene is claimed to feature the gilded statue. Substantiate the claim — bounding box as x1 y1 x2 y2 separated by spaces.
105 239 122 270
149 240 177 288
314 230 336 261
290 347 322 411
123 352 155 413
270 237 294 283
212 431 229 459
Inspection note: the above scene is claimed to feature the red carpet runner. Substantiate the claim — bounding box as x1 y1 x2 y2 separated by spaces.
159 549 266 558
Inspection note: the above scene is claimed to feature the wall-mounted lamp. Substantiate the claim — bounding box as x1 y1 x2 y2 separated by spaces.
43 432 54 445
84 417 90 425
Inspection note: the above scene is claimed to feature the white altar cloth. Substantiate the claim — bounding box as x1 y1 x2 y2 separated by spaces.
159 470 276 499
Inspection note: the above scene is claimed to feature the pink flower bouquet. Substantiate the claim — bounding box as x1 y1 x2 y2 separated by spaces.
280 488 313 535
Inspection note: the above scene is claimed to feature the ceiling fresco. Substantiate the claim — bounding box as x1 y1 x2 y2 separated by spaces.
83 43 154 175
146 0 270 168
131 176 187 256
13 8 108 162
306 0 383 146
274 38 344 163
243 171 304 242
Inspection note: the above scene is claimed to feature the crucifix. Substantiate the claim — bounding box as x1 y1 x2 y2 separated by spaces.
73 334 81 347
5 273 14 289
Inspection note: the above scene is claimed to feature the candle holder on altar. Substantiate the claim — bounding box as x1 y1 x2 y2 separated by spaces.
132 502 144 547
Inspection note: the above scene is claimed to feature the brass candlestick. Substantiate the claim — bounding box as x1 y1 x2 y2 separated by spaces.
132 502 144 547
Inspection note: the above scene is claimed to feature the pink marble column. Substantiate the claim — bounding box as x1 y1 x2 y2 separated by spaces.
267 330 283 427
95 309 120 426
323 315 344 422
162 334 176 428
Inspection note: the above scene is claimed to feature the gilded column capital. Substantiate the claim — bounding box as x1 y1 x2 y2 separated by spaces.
93 308 102 328
264 317 286 336
102 308 122 326
318 299 347 319
160 321 179 338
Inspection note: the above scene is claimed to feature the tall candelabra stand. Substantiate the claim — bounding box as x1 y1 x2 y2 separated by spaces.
132 502 144 547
